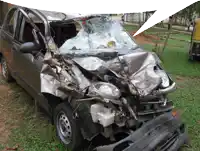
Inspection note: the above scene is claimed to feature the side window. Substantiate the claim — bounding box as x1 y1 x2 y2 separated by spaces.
3 8 18 36
19 18 35 43
19 12 46 52
19 12 45 43
15 11 23 41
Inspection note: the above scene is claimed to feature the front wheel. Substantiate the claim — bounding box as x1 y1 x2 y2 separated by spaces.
53 102 83 151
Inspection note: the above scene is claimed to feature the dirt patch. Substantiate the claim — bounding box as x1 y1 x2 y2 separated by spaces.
131 31 163 46
176 76 185 81
0 67 12 144
0 83 23 145
0 122 10 144
0 84 12 144
145 34 160 41
130 31 189 49
174 76 189 89
0 85 10 97
0 66 22 145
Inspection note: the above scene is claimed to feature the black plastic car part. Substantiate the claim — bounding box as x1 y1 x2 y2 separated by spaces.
94 111 188 151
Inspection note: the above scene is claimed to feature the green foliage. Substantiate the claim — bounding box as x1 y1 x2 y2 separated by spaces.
194 1 200 17
169 76 200 151
141 34 200 150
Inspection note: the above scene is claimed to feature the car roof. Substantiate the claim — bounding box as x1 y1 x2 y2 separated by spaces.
14 6 106 23
33 9 102 22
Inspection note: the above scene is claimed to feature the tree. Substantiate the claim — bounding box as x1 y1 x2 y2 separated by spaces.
194 1 200 17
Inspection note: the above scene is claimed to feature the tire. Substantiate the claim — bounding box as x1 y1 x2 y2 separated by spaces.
53 102 83 151
1 57 13 82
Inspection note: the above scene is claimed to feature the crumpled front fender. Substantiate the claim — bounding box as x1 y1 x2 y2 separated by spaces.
40 52 91 100
94 112 188 151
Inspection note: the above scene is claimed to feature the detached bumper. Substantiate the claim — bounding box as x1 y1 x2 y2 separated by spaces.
94 112 188 151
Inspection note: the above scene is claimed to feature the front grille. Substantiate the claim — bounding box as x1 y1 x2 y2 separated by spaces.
137 98 173 117
155 131 179 151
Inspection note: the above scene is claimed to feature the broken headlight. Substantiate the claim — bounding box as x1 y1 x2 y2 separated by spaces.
93 82 121 99
155 69 170 88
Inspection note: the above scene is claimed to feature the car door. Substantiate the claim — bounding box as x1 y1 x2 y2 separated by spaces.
13 11 47 110
1 7 19 76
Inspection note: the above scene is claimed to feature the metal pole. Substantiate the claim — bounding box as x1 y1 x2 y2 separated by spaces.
162 19 173 54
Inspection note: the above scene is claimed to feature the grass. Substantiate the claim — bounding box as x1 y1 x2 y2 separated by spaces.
1 25 200 151
131 23 199 77
124 24 139 32
123 23 192 35
141 32 200 77
170 33 191 41
124 24 168 33
0 83 67 151
141 36 200 150
162 46 200 76
169 77 200 151
135 26 200 150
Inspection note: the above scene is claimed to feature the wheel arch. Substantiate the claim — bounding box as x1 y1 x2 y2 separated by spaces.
42 92 66 123
42 92 101 141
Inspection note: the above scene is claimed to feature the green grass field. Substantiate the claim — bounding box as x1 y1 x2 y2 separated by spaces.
141 31 200 151
0 25 200 151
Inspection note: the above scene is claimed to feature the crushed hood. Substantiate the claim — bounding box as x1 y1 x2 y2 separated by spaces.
72 51 162 96
40 49 163 99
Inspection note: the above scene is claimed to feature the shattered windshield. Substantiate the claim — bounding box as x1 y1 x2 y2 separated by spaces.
59 16 138 54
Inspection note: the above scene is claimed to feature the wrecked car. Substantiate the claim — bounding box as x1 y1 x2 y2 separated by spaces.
0 6 189 151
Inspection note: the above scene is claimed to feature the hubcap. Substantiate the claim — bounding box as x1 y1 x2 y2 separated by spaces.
57 111 72 144
2 60 7 78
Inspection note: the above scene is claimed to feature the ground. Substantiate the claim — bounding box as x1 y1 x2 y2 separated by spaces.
0 25 200 151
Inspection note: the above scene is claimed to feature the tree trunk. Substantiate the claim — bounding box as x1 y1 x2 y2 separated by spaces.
184 16 187 26
139 13 142 27
174 15 178 25
162 23 172 55
181 17 183 25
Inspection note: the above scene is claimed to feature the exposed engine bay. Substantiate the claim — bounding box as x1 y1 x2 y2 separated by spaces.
38 15 187 150
0 6 188 150
41 48 176 141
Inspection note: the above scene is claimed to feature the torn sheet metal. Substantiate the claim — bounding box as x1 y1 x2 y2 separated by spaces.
94 112 188 151
41 46 163 98
40 15 163 98
72 50 162 96
40 51 91 99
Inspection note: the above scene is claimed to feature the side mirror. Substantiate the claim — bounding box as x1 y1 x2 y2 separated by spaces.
20 42 41 53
